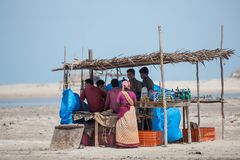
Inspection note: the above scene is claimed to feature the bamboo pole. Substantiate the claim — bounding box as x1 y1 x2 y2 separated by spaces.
182 107 186 142
88 49 94 80
116 68 119 79
63 46 68 90
196 62 201 142
105 71 108 83
186 106 191 143
95 121 99 146
158 26 168 146
81 48 84 91
220 24 225 140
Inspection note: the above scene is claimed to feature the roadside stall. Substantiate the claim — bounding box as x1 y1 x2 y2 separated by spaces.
52 26 234 148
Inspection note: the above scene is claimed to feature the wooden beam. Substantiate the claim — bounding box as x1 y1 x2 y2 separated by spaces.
196 62 201 142
158 26 168 146
220 24 225 140
88 49 94 80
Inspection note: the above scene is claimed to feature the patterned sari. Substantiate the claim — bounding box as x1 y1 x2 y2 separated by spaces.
116 91 139 148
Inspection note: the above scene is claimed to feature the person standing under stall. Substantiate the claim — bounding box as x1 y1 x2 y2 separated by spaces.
126 69 142 101
139 67 154 130
80 79 106 113
139 67 154 95
115 80 139 148
104 79 121 113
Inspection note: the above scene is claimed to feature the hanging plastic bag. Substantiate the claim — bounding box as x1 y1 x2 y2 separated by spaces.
59 89 79 124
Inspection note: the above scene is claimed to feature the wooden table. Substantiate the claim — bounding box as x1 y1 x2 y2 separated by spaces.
136 100 192 143
73 100 192 146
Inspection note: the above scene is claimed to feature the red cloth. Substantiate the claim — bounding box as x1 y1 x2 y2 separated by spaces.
105 87 121 113
80 85 106 112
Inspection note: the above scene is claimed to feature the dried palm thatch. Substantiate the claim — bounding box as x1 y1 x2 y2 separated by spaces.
52 48 234 71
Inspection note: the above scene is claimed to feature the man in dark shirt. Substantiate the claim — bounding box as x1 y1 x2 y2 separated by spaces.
139 67 154 130
127 69 142 100
80 79 106 112
139 67 154 93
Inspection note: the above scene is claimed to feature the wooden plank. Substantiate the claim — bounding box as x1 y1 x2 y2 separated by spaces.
136 101 191 108
191 100 225 103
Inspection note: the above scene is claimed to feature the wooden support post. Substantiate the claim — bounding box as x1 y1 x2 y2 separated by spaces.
88 49 94 80
220 24 225 140
116 68 119 79
196 62 201 142
182 107 186 142
63 46 68 90
158 26 168 146
95 120 99 146
186 106 192 143
80 48 84 91
105 71 108 83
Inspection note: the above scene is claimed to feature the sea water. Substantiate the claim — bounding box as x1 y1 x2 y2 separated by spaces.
0 97 61 108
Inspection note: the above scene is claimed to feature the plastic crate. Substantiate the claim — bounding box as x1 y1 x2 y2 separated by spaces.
138 131 163 147
182 127 215 142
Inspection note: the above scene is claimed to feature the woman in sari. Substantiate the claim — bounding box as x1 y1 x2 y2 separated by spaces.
115 80 139 148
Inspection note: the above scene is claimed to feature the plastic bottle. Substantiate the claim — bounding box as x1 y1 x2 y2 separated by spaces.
141 87 148 99
182 89 186 101
175 87 179 102
188 88 191 101
178 88 181 102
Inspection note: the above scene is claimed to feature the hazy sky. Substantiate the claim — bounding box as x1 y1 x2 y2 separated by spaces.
0 0 239 84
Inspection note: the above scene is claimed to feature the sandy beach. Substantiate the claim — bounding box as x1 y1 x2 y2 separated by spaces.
0 80 240 160
0 78 240 99
0 99 240 159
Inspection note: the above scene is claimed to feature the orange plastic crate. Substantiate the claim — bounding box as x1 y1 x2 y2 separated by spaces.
183 127 215 142
138 131 163 147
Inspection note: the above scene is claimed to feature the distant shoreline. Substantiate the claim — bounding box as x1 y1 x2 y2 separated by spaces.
0 78 239 100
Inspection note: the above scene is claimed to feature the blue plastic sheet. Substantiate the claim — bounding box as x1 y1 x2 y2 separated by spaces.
59 89 88 124
151 88 182 142
152 108 182 142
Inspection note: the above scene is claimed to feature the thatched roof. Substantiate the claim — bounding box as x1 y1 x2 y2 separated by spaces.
52 48 234 71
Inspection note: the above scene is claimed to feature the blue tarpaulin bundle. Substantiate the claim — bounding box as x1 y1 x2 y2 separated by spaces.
59 89 88 124
151 87 183 142
152 108 182 142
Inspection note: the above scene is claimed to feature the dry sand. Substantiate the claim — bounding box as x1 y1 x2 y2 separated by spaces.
0 79 240 159
0 99 240 160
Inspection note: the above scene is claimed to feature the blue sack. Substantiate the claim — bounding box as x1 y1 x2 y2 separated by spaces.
151 90 182 142
152 108 182 142
59 89 80 124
